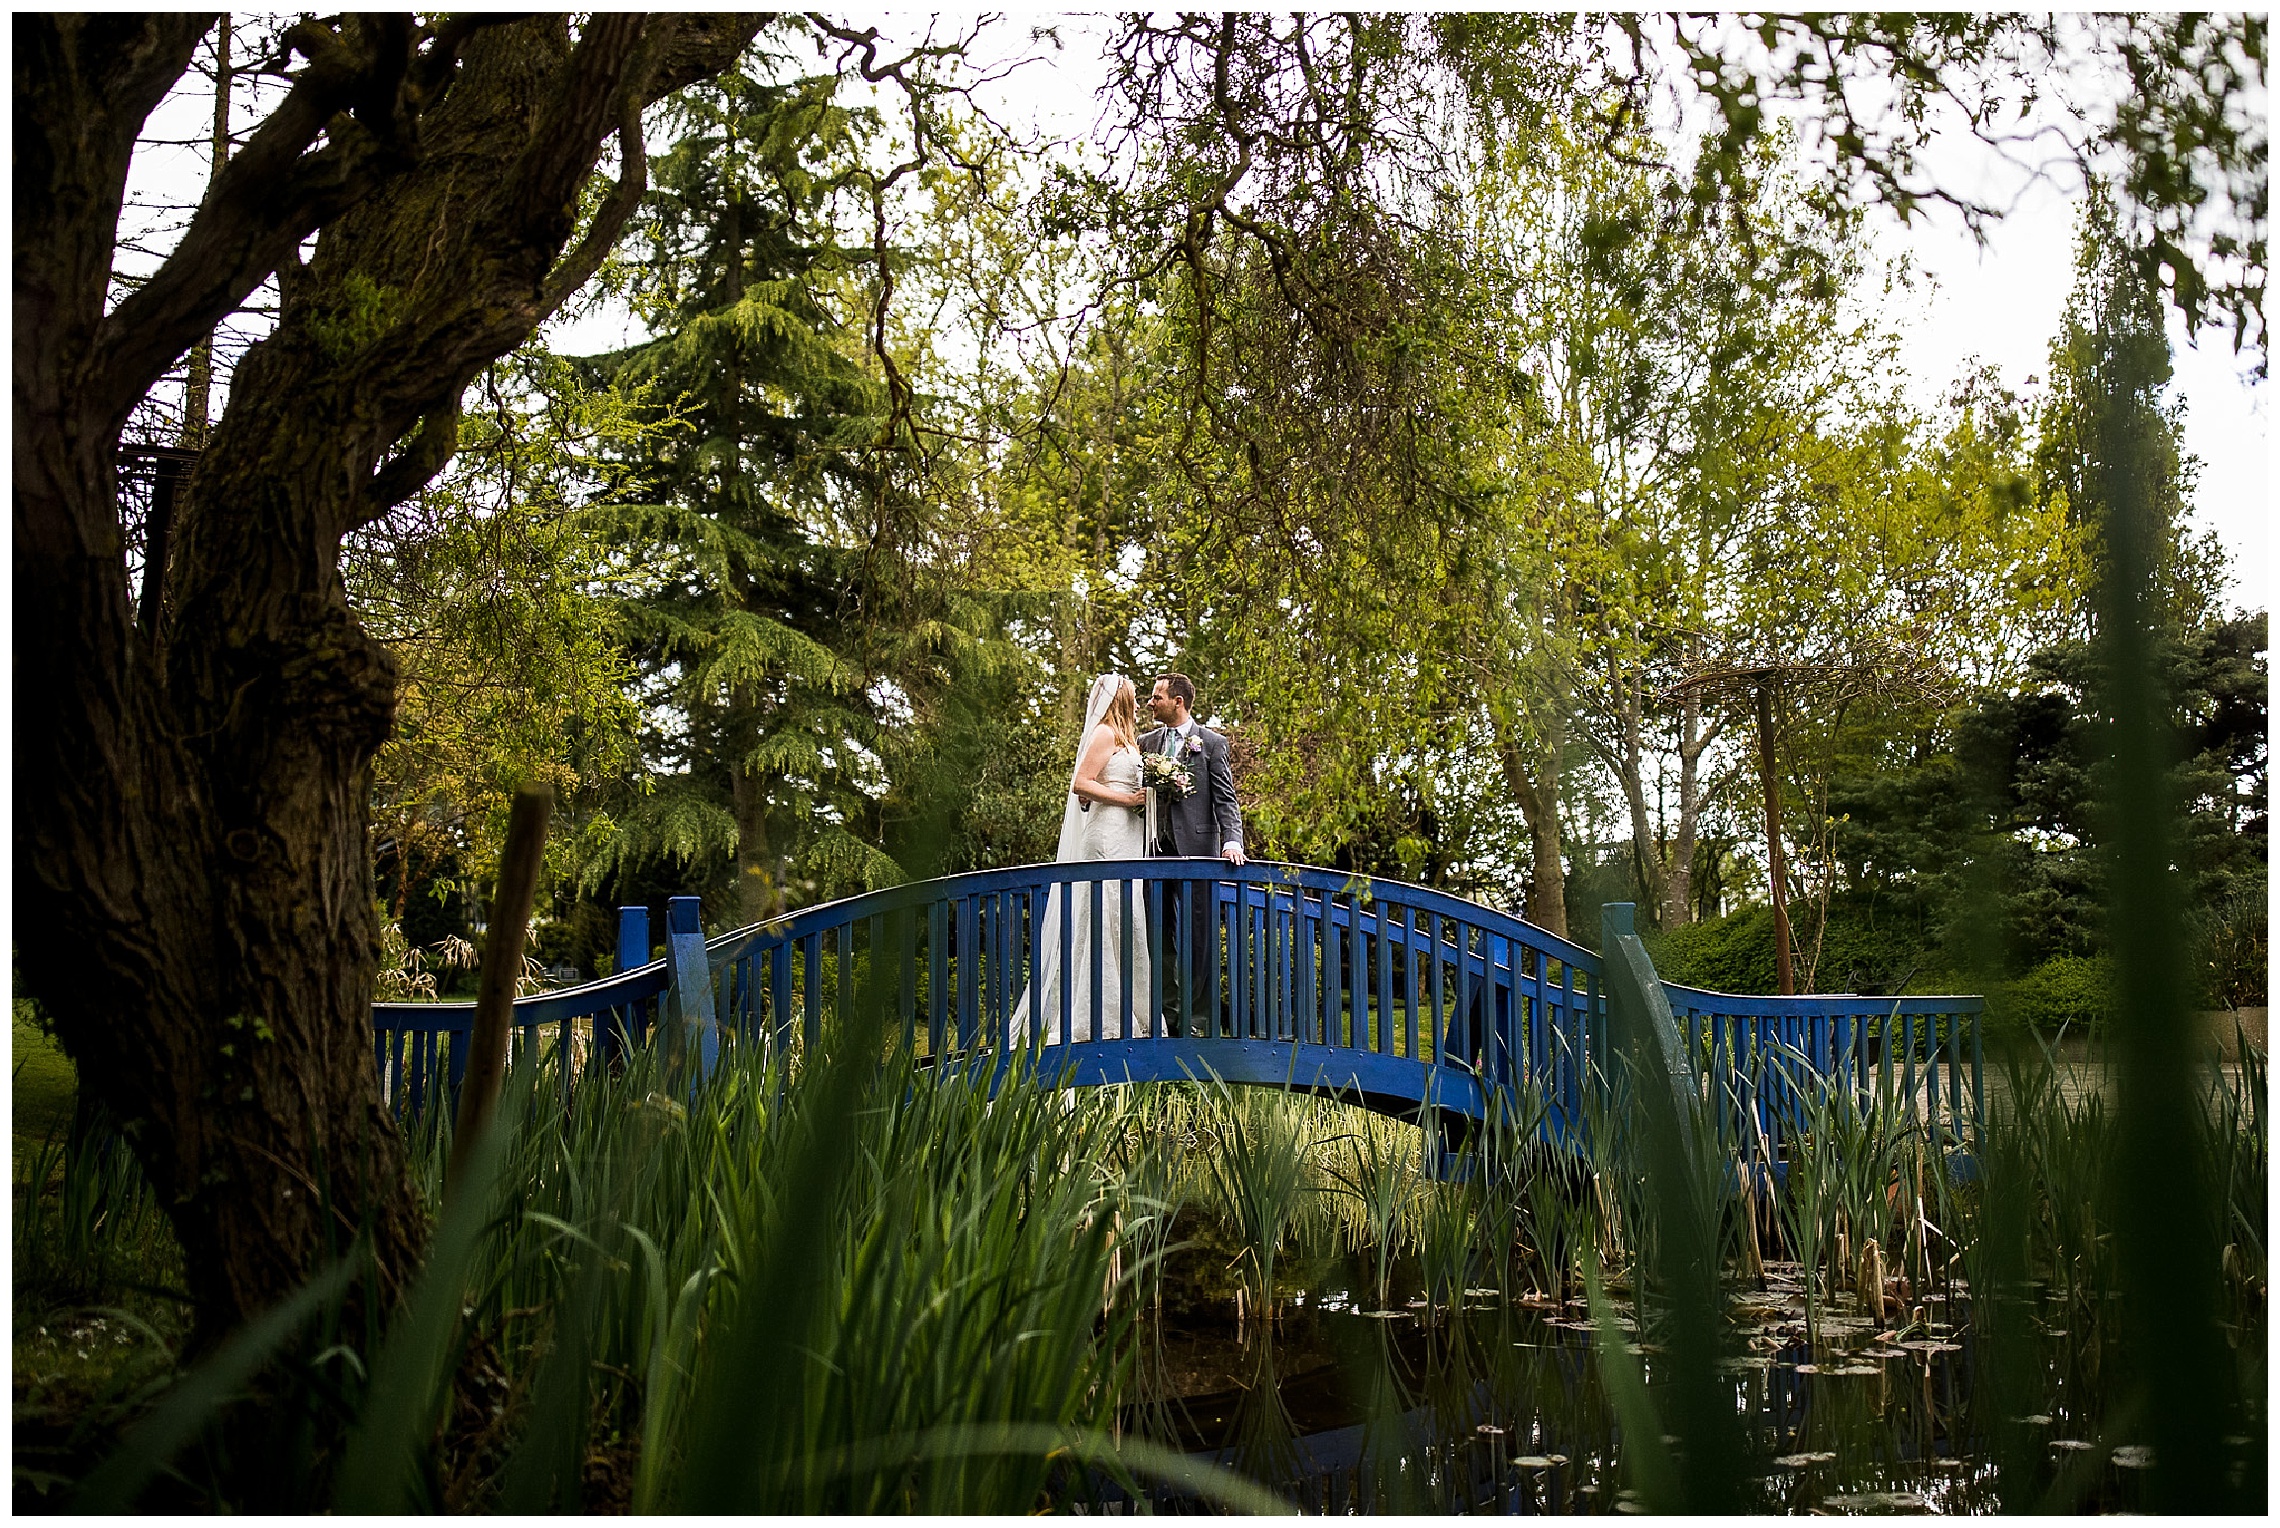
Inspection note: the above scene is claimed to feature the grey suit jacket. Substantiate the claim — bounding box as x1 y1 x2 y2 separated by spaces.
1139 723 1243 857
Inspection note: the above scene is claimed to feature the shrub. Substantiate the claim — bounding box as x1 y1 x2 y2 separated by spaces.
1990 953 2114 1036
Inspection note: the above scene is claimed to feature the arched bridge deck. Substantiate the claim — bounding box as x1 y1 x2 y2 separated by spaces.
373 860 1984 1160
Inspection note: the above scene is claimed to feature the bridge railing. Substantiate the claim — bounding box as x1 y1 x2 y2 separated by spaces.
369 861 1983 1156
1662 985 1985 1162
369 897 736 1114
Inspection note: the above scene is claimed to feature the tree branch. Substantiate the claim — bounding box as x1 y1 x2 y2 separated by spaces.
361 400 462 519
86 17 507 438
538 113 647 315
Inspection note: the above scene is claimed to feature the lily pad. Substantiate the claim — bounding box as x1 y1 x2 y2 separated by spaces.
1820 1489 1931 1513
1771 1451 1838 1468
2111 1445 2155 1469
1512 1454 1568 1469
2050 1439 2095 1453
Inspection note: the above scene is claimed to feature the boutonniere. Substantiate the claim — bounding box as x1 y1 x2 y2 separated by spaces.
1182 733 1204 757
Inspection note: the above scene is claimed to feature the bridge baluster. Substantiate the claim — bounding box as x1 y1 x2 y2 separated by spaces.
1075 879 1094 1048
1878 1008 1894 1109
1276 885 1290 1041
1250 879 1264 1039
1285 884 1297 1041
1904 1009 1919 1124
1422 912 1440 1067
985 895 1002 1052
1513 939 1532 1094
1144 879 1163 1040
1923 1011 1939 1135
926 902 946 1058
799 933 819 1054
1343 893 1362 1049
1358 903 1377 1058
1460 921 1473 1076
1557 960 1576 1130
1351 895 1369 1052
1230 879 1248 1039
1949 1010 1966 1139
1399 905 1417 1061
891 910 913 1054
1299 891 1318 1045
1357 894 1375 1053
1970 1008 1984 1141
1256 882 1271 1040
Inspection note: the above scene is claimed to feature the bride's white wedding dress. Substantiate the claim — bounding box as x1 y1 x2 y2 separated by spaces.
1011 710 1153 1047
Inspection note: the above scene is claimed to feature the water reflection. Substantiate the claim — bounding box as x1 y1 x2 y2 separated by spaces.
1105 1266 2243 1514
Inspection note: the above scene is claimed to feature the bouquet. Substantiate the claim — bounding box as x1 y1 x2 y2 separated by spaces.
1141 753 1194 799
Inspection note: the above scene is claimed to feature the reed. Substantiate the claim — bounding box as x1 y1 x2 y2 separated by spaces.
14 1106 178 1307
1321 1107 1417 1308
63 1016 1296 1512
1194 1079 1315 1323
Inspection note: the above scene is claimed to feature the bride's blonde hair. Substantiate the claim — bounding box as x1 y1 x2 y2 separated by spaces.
1097 676 1139 750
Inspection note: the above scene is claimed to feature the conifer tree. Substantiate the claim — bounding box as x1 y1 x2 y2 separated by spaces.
586 63 907 922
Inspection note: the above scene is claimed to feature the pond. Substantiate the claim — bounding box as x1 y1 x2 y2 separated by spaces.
1097 1235 2263 1513
1080 1094 2261 1523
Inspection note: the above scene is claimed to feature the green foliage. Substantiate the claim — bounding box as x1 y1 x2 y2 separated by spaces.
573 59 1050 926
1992 954 2116 1036
351 346 653 931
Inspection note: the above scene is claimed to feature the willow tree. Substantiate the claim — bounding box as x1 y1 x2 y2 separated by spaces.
15 13 758 1338
1092 11 2261 934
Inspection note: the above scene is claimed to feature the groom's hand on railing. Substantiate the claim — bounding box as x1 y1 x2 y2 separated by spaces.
1222 843 1246 867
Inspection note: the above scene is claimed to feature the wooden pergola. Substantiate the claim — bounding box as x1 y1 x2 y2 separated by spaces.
1662 641 1949 995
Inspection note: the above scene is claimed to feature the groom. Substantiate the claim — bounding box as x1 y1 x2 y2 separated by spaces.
1140 674 1244 1038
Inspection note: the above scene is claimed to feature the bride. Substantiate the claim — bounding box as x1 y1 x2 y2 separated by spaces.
1011 674 1152 1046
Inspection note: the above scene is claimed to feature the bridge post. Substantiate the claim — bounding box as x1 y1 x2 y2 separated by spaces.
605 905 649 1068
1599 901 1738 1498
665 896 719 1083
1599 903 1701 1177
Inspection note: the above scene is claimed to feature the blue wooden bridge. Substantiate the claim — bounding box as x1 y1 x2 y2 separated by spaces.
372 860 1984 1163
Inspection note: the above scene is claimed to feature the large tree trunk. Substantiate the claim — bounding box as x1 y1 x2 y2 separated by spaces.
1496 713 1569 939
1602 680 1670 927
731 741 778 926
14 13 758 1345
1662 686 1721 928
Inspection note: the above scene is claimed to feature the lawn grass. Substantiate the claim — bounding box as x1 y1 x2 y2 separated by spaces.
13 1000 196 1512
13 1004 77 1168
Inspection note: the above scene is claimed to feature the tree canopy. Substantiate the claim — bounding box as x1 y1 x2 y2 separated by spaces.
13 6 2264 1398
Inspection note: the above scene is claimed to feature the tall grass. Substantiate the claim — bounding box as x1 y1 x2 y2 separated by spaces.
64 1020 1296 1512
28 978 2265 1510
1191 1080 1322 1325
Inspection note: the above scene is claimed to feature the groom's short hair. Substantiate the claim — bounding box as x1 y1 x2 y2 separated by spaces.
1159 673 1197 709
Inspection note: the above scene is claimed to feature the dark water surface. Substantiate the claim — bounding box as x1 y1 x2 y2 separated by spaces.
1102 1265 2263 1514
